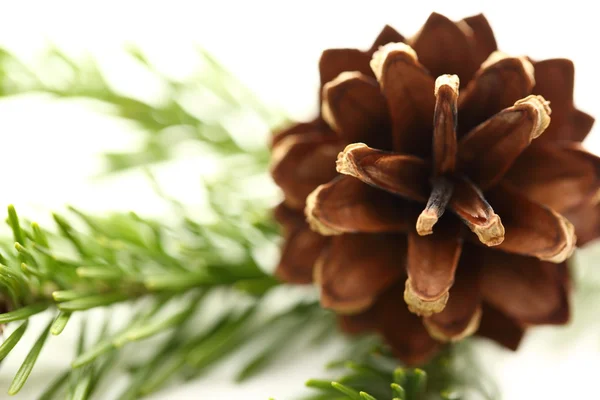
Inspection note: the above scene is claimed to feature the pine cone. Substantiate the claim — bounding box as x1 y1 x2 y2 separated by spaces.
270 13 596 365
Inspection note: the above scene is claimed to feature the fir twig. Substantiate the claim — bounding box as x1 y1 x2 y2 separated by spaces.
305 341 497 400
0 44 314 398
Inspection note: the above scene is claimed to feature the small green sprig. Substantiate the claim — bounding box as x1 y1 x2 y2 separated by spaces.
304 343 497 400
0 44 305 398
0 200 325 398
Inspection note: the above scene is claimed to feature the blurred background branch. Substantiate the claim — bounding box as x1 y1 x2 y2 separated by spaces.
0 45 285 173
0 45 320 399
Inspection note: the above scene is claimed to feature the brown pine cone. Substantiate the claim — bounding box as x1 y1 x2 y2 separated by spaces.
270 13 596 365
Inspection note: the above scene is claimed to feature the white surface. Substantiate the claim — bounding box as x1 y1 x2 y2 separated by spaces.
0 1 599 399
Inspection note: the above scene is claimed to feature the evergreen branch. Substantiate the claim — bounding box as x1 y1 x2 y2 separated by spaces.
0 200 312 397
304 342 497 400
0 46 286 174
8 319 52 395
0 320 28 361
0 44 303 398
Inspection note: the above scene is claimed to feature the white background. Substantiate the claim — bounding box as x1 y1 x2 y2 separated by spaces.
1 1 600 399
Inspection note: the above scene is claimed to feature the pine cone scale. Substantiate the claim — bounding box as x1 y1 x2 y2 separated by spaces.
486 184 576 262
319 49 373 91
456 94 550 190
271 130 342 210
305 175 412 235
321 72 391 149
477 303 524 351
318 25 405 90
565 109 595 142
504 142 600 213
372 43 436 157
564 201 600 246
405 215 462 316
460 14 498 65
342 280 442 365
449 177 503 246
432 75 459 175
532 59 595 143
274 204 328 284
410 13 479 84
423 252 482 342
316 233 406 314
457 55 535 136
479 252 570 325
335 143 431 202
370 25 406 52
